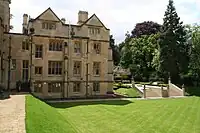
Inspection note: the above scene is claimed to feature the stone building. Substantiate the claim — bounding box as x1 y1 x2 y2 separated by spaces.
0 1 114 98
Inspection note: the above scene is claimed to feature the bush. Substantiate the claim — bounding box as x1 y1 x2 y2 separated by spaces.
114 83 130 88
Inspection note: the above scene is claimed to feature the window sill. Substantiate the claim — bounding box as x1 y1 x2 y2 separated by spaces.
73 74 81 77
48 75 62 77
93 91 100 93
35 74 42 76
47 92 61 94
21 49 29 51
74 52 82 55
72 92 81 94
48 50 62 52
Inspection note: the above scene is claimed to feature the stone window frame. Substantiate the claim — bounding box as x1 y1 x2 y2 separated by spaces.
89 27 100 35
48 82 62 93
93 43 101 54
73 61 81 76
48 61 62 75
11 59 16 70
22 39 29 50
93 62 101 76
49 40 62 51
93 82 100 92
42 22 56 30
35 45 43 58
35 66 42 75
74 41 81 53
73 82 81 93
34 83 43 93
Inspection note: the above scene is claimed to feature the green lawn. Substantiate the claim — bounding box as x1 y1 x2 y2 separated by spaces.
114 88 141 97
26 95 200 133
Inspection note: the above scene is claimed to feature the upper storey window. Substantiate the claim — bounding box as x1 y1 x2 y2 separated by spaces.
42 22 56 30
89 27 100 35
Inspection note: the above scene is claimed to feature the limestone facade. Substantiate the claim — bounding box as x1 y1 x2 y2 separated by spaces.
0 4 114 98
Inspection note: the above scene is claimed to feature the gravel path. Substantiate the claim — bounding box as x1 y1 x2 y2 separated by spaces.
0 95 26 133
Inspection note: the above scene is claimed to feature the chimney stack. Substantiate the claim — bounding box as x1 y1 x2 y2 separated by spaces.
77 11 88 25
22 14 28 34
23 14 28 26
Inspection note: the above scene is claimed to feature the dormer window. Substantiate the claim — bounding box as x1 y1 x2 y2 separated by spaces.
42 22 56 30
89 27 100 35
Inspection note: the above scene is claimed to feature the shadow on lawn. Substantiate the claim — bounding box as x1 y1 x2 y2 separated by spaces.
49 100 133 109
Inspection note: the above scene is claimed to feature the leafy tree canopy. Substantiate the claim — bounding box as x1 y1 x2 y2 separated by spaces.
131 21 161 38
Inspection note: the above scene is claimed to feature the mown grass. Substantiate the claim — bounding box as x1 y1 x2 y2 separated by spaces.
26 95 200 133
114 88 141 97
25 96 77 133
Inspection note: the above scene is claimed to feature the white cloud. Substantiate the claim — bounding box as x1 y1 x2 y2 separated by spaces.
9 0 200 44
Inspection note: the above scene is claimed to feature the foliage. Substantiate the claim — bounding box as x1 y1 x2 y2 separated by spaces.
158 0 189 84
187 24 200 85
110 35 120 65
118 31 132 53
186 86 200 96
120 34 160 81
117 0 199 86
131 21 161 38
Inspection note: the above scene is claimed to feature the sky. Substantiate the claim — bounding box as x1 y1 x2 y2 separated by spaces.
10 0 200 44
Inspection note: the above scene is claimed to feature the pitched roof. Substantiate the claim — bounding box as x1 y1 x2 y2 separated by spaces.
80 14 109 30
28 8 109 30
29 7 63 23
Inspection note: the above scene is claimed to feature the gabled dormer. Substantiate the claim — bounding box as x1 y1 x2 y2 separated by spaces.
30 7 63 30
77 12 109 40
82 14 109 30
26 7 67 36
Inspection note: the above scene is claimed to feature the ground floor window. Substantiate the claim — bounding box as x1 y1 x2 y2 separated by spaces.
73 82 81 92
35 67 42 75
93 82 100 92
48 82 62 93
34 83 43 93
48 61 62 75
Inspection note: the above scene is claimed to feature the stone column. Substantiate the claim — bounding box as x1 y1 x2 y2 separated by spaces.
167 84 170 97
161 85 163 97
143 84 146 98
168 77 171 84
182 84 185 96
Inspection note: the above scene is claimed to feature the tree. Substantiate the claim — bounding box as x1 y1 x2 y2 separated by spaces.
131 21 161 38
118 31 131 52
120 34 159 81
158 0 188 83
109 35 120 66
188 25 200 85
